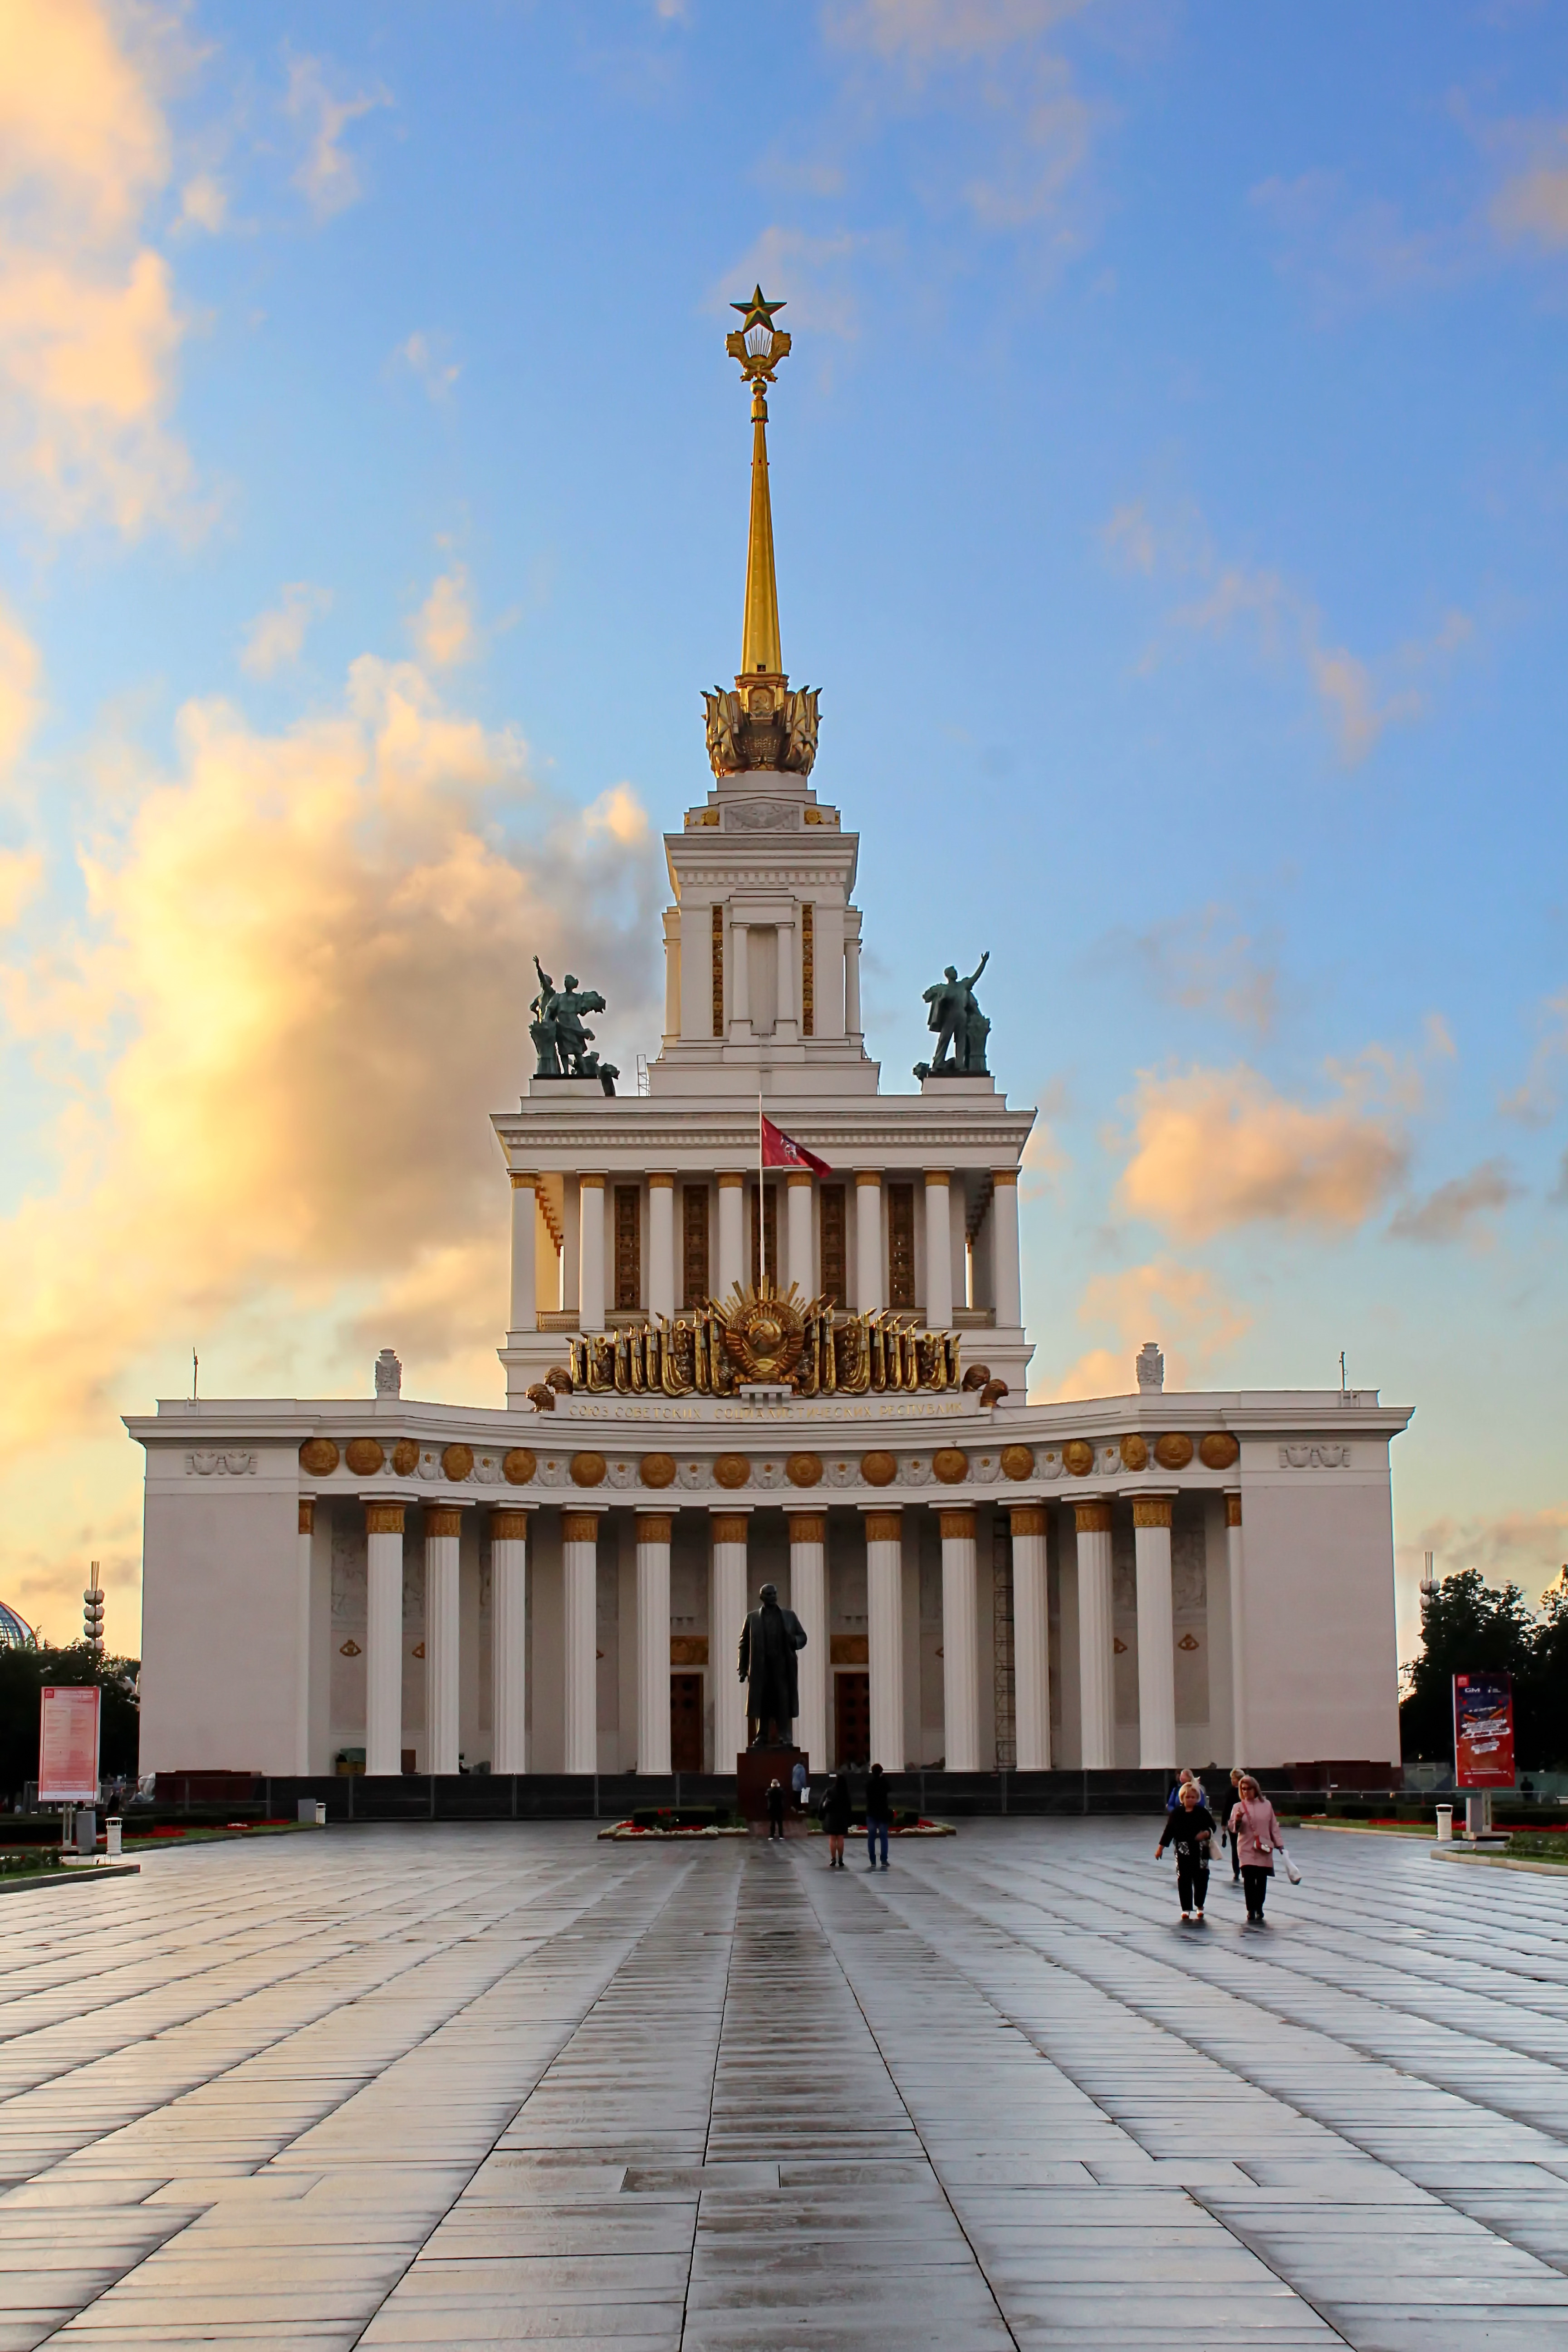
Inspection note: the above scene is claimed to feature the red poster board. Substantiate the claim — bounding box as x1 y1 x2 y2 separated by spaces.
1453 1671 1514 1789
39 1686 101 1803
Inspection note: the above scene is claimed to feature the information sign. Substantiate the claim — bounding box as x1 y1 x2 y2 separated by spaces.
38 1686 101 1804
1453 1671 1515 1789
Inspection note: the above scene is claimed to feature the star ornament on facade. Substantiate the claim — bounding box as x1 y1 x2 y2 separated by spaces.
726 284 792 382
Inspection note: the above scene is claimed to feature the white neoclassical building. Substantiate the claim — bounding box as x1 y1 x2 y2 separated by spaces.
130 298 1410 1792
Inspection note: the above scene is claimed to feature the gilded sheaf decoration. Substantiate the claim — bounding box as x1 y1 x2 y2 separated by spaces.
558 1275 962 1401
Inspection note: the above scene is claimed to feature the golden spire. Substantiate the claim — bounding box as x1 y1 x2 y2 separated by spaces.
726 285 791 680
742 379 782 677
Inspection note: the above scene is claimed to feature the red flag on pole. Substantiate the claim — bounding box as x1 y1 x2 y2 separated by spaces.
760 1113 832 1177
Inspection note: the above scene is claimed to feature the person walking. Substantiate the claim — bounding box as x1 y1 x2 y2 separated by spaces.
864 1762 892 1871
1165 1765 1209 1813
765 1778 786 1840
1229 1773 1285 1924
1225 1767 1245 1882
818 1771 851 1868
790 1756 808 1814
1155 1780 1218 1922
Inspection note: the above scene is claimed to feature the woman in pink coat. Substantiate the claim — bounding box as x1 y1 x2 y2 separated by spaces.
1229 1774 1284 1925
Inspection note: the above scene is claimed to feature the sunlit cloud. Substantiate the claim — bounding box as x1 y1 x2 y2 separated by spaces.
0 0 195 535
176 173 228 235
1411 1506 1568 1602
1116 1057 1411 1241
1118 904 1279 1039
1038 1257 1250 1403
394 329 461 399
411 565 476 670
240 582 332 678
1387 1158 1521 1247
284 52 390 222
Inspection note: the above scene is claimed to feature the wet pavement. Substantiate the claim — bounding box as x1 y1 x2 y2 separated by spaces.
2 1818 1567 2348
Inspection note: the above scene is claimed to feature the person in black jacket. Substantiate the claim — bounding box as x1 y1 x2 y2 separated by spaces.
1155 1780 1218 1921
864 1762 893 1870
765 1778 786 1840
818 1772 851 1867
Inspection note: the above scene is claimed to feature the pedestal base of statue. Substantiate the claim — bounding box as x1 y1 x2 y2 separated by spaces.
736 1746 808 1825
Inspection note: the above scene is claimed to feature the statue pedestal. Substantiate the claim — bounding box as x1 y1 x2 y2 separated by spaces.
736 1746 808 1826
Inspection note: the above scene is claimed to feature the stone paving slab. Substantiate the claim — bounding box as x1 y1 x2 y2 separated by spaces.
2 1820 1568 2345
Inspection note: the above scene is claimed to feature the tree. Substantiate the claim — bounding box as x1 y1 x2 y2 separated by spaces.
1400 1568 1568 1771
0 1645 140 1806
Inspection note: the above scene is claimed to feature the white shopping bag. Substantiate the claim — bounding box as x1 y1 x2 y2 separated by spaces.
1279 1847 1302 1885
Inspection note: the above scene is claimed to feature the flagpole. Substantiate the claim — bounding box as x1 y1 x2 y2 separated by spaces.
758 1088 765 1285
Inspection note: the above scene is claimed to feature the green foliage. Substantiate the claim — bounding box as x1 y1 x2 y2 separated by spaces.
1400 1568 1568 1770
0 1646 140 1802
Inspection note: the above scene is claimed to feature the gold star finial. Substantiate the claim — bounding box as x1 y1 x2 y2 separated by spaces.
725 285 792 384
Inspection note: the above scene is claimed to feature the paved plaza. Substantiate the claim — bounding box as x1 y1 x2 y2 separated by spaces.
2 1823 1568 2348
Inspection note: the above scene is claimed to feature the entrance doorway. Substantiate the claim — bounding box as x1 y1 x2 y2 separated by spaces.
834 1671 870 1769
670 1673 704 1772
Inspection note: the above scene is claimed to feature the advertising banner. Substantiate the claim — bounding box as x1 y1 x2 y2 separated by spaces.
38 1686 101 1804
1453 1671 1515 1789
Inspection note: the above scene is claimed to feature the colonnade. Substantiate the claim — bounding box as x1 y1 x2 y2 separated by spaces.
504 1167 1024 1335
305 1487 1247 1778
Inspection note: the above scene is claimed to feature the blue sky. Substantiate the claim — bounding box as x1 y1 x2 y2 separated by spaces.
1 0 1567 1656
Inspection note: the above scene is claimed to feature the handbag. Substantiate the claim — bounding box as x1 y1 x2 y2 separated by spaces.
1279 1847 1302 1885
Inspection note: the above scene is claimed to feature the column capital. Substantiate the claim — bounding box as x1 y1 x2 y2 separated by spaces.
635 1512 673 1543
1073 1499 1112 1535
298 1498 314 1534
424 1505 463 1539
508 1169 539 1189
1009 1503 1048 1537
718 1169 746 1189
786 1170 813 1189
647 1171 675 1190
991 1166 1019 1188
936 1506 975 1541
864 1509 902 1544
710 1511 750 1544
1225 1491 1243 1528
785 1511 826 1543
854 1168 882 1187
561 1510 603 1543
491 1509 533 1541
923 1168 951 1187
1131 1496 1173 1530
365 1501 405 1535
579 1171 607 1189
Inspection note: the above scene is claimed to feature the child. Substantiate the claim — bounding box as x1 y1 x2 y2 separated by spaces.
766 1778 785 1840
1155 1779 1218 1921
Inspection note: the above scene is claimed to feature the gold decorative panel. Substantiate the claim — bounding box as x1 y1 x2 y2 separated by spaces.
819 1183 846 1305
801 901 814 1035
615 1185 641 1311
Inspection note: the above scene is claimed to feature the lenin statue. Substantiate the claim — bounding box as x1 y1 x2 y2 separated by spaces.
738 1582 808 1748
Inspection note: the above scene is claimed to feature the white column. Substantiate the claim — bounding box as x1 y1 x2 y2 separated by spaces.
855 1171 883 1312
1226 1492 1248 1764
636 1511 672 1776
776 914 798 1040
939 1506 980 1772
844 913 862 1037
728 911 750 1036
992 1167 1021 1328
1133 1496 1176 1770
788 1511 828 1769
423 1505 461 1776
710 1509 750 1765
924 1171 953 1328
561 1509 600 1774
662 906 681 1044
786 1173 813 1298
490 1507 531 1774
864 1508 905 1772
508 1172 538 1334
1074 1499 1115 1770
1010 1503 1050 1772
648 1174 675 1321
295 1499 314 1775
717 1172 745 1299
365 1501 406 1777
578 1175 605 1333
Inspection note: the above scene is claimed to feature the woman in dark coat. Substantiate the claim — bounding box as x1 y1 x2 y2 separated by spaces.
818 1772 852 1868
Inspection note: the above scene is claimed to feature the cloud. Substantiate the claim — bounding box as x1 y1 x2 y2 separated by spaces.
1387 1158 1521 1245
0 601 42 771
1499 990 1568 1127
825 0 1090 66
715 230 894 343
1019 1080 1068 1196
394 329 461 399
176 173 228 235
1038 1257 1251 1403
1117 1058 1411 1241
0 0 194 535
1120 904 1278 1039
1107 498 1471 766
1409 1507 1568 1600
1489 119 1568 251
240 583 332 678
1249 172 1464 320
284 52 389 222
411 566 475 670
0 651 662 1451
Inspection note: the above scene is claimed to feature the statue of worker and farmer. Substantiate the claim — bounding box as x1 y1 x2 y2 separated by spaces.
915 951 990 1080
738 1582 808 1748
530 956 619 1092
